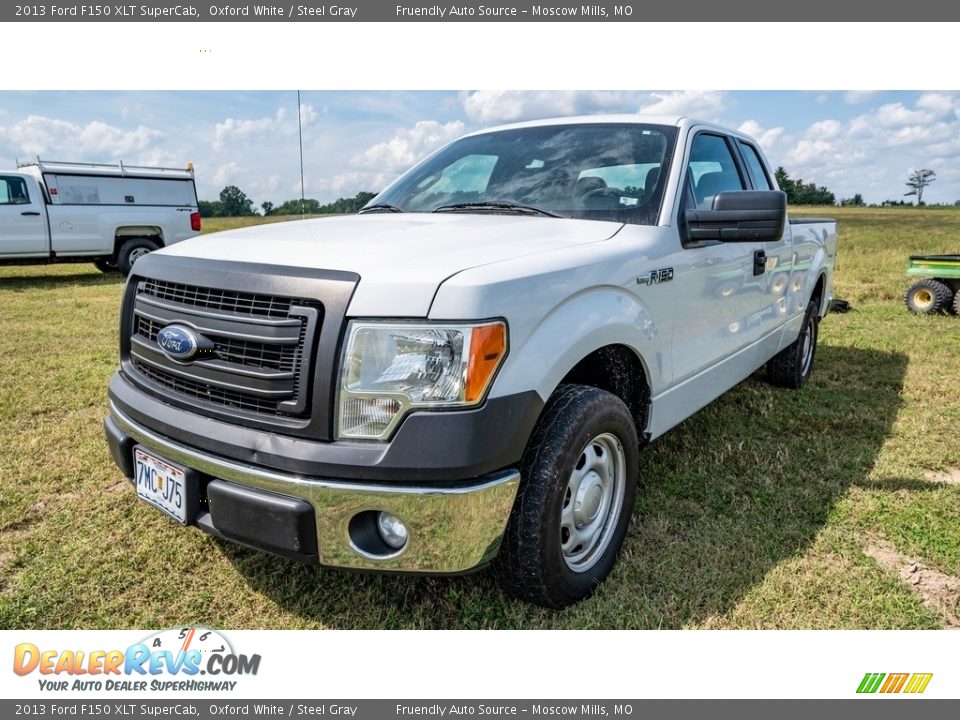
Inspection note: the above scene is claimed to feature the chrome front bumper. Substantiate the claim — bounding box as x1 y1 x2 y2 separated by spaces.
108 402 521 574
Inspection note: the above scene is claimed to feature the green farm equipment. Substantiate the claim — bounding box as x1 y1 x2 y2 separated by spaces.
904 255 960 315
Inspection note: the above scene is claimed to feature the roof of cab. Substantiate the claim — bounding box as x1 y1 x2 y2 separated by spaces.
462 114 757 143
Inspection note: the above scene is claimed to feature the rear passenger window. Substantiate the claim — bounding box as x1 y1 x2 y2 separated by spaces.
686 134 745 209
738 142 773 190
0 176 30 205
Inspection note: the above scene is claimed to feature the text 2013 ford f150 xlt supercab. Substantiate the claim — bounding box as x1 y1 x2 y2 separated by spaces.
104 115 838 607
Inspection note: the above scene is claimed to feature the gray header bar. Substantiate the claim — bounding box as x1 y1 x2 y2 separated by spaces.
6 0 960 21
4 700 960 719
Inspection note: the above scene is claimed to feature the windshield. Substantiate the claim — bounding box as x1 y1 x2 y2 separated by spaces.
368 123 678 225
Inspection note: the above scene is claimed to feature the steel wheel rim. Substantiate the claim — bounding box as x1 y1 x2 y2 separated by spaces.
800 316 816 376
560 432 627 572
129 247 150 265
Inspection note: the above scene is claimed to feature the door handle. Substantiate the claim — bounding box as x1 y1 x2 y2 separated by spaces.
21 211 40 216
753 250 767 276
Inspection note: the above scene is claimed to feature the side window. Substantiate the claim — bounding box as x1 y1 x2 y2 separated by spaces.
738 142 773 190
685 134 745 210
0 176 31 205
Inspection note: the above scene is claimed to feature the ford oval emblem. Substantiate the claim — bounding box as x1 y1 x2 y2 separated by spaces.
156 324 200 361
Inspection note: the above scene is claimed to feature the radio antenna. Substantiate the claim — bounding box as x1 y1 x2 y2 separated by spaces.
297 90 306 219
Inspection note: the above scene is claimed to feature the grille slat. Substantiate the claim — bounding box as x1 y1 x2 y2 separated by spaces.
128 279 319 418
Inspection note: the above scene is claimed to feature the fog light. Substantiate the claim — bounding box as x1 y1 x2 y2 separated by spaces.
377 512 408 550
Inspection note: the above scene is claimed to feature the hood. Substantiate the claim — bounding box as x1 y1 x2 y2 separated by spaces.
158 213 623 316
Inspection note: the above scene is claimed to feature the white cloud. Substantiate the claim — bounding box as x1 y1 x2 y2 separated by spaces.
807 119 843 139
637 90 727 117
738 120 784 150
916 92 958 116
213 104 318 150
325 119 466 195
213 162 242 186
461 90 648 125
0 115 162 159
844 91 880 104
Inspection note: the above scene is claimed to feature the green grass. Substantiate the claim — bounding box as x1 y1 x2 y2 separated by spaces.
1 207 959 629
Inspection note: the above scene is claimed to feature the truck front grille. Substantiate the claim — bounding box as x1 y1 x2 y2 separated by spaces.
126 278 320 419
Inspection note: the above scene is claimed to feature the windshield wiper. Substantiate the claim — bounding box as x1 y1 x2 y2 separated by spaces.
433 201 560 218
358 203 404 214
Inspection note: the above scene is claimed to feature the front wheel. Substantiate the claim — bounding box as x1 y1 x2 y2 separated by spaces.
493 384 639 608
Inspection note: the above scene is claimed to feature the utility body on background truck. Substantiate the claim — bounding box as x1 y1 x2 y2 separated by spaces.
0 159 200 274
104 115 838 607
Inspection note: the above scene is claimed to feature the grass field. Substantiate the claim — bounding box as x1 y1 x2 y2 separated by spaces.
1 208 959 629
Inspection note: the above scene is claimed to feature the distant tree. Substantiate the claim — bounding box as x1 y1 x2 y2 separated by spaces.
260 201 274 216
272 198 323 216
840 194 866 207
272 191 379 216
218 185 255 216
198 199 224 218
904 169 936 205
955 199 960 207
774 166 795 195
773 167 834 205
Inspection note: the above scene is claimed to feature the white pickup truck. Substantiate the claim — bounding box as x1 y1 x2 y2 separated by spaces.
0 159 200 274
104 115 837 608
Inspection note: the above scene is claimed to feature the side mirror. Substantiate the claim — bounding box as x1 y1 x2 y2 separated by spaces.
682 190 786 243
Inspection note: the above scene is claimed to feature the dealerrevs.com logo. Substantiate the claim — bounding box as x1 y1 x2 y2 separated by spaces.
857 673 933 695
13 627 261 692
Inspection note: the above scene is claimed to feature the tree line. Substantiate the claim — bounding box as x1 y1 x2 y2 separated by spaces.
198 185 377 218
201 167 955 217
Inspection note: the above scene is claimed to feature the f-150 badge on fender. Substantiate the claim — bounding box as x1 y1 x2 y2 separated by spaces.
641 267 674 285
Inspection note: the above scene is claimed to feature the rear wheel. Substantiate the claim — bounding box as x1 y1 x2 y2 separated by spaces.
904 278 953 315
953 291 960 316
493 384 638 609
117 238 160 275
767 298 820 389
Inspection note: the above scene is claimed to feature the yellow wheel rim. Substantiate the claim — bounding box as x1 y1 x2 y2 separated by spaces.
914 289 934 310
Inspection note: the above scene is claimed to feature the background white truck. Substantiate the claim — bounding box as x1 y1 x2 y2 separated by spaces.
104 115 838 608
0 159 200 274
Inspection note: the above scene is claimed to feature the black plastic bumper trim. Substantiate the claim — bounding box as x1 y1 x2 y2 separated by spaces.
201 479 318 563
108 371 543 483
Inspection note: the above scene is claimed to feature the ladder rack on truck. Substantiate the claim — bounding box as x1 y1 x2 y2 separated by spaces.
16 157 195 180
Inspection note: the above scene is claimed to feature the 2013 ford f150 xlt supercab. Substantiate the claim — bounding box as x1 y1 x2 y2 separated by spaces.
104 115 838 608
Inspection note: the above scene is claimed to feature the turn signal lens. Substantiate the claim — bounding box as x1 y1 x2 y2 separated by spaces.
466 323 506 402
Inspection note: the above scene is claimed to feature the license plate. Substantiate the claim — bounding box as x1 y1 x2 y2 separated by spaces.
134 448 188 524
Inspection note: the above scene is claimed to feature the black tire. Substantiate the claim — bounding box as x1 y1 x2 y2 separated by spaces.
767 298 820 389
493 384 639 609
904 278 953 315
116 238 160 275
953 291 960 316
93 258 117 273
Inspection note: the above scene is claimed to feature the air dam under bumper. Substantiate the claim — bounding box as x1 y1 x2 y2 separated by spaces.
105 403 521 574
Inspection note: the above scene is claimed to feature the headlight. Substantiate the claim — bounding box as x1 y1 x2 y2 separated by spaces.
337 320 507 440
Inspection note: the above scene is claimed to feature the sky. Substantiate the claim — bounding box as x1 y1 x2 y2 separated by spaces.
1 90 958 207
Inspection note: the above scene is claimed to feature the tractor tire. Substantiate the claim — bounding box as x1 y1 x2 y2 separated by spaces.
904 279 953 315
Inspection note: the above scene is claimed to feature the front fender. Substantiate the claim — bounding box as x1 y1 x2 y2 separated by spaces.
492 285 666 402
